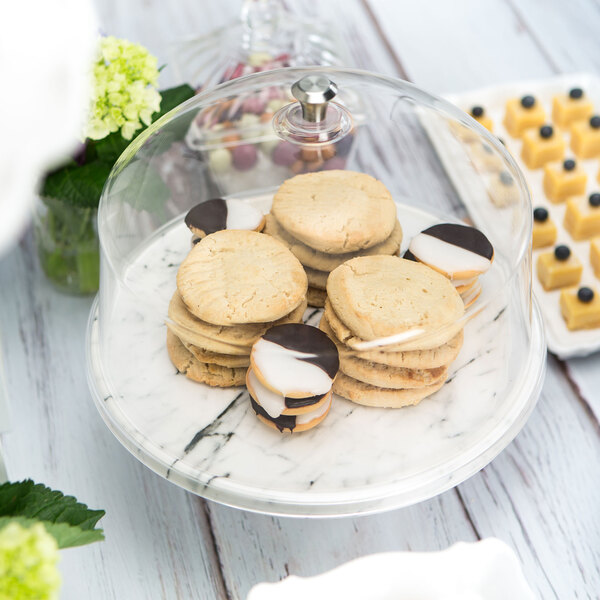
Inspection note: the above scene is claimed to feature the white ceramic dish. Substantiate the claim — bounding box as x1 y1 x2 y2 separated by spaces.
428 73 600 358
246 538 537 600
86 195 546 517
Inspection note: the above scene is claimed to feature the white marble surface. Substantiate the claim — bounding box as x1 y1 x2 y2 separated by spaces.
0 0 598 598
89 200 544 515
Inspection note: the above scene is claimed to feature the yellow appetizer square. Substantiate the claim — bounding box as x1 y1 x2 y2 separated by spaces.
590 238 600 279
532 220 557 249
537 248 582 291
560 287 600 330
521 126 565 169
542 160 587 203
570 116 600 159
503 96 546 138
552 90 593 128
487 171 520 208
563 194 600 240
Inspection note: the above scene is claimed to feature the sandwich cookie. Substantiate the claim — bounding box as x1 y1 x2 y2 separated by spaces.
327 256 465 347
246 369 331 417
249 395 332 433
264 213 403 272
185 198 265 238
250 323 339 398
168 291 306 348
177 230 307 325
271 170 397 253
319 316 463 370
166 330 246 387
406 223 494 280
337 354 448 390
333 371 446 409
323 298 462 353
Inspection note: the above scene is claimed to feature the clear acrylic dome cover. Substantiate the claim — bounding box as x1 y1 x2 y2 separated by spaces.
88 67 545 516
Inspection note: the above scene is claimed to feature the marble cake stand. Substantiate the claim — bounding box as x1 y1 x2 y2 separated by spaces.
86 204 546 517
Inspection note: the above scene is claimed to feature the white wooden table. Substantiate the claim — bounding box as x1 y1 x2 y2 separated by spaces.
1 1 599 598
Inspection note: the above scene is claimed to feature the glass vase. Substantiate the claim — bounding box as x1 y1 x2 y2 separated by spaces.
34 195 100 295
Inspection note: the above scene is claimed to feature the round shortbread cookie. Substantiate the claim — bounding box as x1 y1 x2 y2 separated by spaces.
305 266 328 290
271 170 397 253
166 330 246 387
327 256 464 344
246 368 331 417
177 230 307 325
263 214 402 272
332 371 446 408
250 396 332 433
169 292 306 347
183 341 250 368
166 321 251 356
338 355 448 390
323 298 463 353
307 286 327 308
319 316 463 369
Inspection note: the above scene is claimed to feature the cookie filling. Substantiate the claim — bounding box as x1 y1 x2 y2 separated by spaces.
246 368 326 418
249 396 331 432
185 198 263 235
252 324 339 396
408 223 494 278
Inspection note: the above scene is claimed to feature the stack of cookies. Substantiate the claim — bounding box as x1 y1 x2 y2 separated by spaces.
404 223 494 309
320 255 465 408
246 323 339 432
265 170 403 307
167 229 308 387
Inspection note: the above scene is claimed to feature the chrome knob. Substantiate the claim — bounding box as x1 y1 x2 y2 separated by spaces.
291 75 338 123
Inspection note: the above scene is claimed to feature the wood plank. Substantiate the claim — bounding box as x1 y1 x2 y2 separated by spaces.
563 357 600 424
505 0 600 73
457 356 600 599
207 491 478 600
366 0 556 93
0 234 227 599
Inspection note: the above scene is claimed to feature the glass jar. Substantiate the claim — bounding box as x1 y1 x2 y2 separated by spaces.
34 195 100 295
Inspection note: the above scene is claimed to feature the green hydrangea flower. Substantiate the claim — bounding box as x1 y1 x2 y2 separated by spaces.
0 521 61 600
86 36 162 141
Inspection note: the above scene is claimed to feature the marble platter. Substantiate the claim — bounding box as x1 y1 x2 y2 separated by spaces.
86 198 546 516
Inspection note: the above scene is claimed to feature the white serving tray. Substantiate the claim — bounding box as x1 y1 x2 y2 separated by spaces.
428 73 600 358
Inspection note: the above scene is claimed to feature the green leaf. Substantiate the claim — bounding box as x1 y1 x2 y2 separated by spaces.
0 480 105 548
111 159 170 215
0 517 104 549
154 84 195 120
41 161 112 209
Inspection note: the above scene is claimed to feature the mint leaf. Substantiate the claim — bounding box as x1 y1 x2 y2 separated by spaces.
0 517 104 548
111 159 170 214
154 84 195 120
41 161 112 208
0 480 105 548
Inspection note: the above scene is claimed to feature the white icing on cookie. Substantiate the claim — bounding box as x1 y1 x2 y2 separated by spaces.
225 199 263 231
409 234 491 278
297 396 332 425
247 368 286 419
252 338 334 396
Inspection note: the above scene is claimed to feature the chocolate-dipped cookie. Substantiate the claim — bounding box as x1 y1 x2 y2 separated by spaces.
249 395 332 433
246 368 331 417
407 223 494 280
250 323 339 398
185 198 265 238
